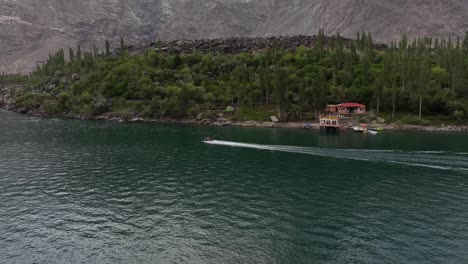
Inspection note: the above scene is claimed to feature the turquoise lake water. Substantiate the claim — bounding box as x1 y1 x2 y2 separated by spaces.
1 110 468 263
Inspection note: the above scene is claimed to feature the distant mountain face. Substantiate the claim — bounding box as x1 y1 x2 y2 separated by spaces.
1 0 468 73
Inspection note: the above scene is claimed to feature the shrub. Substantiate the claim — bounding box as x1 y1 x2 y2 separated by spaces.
447 100 468 114
41 99 60 114
117 109 133 121
79 92 93 104
19 97 39 109
92 94 108 114
200 110 217 119
452 110 465 120
159 96 186 118
78 104 94 116
139 106 154 118
287 104 302 121
56 91 73 112
232 107 271 121
397 115 432 126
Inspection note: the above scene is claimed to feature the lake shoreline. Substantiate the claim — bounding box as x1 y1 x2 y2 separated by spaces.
2 106 468 133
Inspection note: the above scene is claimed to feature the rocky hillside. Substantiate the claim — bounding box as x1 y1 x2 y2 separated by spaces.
2 0 468 73
127 35 387 57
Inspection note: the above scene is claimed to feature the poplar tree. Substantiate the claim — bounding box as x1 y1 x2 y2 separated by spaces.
77 45 82 60
92 44 99 58
105 40 111 56
69 48 75 62
120 36 125 51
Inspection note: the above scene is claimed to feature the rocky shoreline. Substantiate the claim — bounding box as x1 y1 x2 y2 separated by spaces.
1 94 467 133
2 107 468 133
111 116 468 133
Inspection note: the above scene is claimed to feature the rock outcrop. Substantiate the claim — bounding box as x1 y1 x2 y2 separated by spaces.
127 35 386 56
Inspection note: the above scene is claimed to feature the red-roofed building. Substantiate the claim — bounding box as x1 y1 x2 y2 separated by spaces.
337 103 366 115
325 104 338 113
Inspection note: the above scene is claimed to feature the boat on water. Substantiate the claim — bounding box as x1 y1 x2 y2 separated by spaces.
353 126 364 133
353 124 379 135
353 124 368 133
203 137 215 142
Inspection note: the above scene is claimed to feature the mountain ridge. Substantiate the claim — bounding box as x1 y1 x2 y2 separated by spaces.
1 0 468 73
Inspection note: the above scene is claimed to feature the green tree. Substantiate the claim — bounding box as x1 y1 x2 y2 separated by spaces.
69 48 75 62
105 40 111 56
273 65 289 119
77 45 82 60
120 36 125 51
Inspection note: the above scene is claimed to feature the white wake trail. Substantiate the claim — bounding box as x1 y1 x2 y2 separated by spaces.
205 140 468 172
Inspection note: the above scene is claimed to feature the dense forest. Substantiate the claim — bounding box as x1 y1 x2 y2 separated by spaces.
1 32 468 124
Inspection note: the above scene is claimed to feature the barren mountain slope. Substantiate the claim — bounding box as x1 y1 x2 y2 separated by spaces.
1 0 468 73
0 0 165 73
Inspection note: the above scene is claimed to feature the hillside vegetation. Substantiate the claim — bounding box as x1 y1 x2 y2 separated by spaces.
1 33 468 124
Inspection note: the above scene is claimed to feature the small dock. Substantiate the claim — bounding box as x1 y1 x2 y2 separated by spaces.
319 114 340 132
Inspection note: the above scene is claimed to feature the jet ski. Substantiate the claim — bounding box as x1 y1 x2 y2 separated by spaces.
203 137 214 142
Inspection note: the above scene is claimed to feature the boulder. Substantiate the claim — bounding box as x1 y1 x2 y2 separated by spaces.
377 117 386 123
107 117 123 122
129 117 145 122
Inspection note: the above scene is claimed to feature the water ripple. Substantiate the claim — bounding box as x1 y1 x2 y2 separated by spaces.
1 110 468 263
